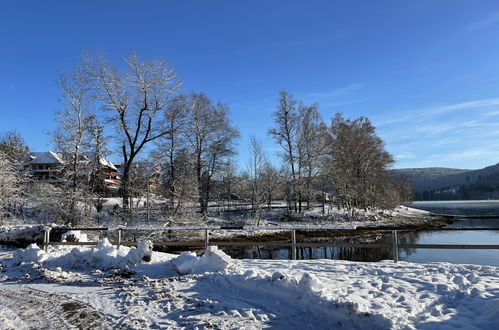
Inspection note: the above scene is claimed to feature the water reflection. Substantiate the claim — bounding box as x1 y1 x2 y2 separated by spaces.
222 231 424 262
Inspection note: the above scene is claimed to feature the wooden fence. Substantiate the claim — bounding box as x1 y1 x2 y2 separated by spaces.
41 225 499 262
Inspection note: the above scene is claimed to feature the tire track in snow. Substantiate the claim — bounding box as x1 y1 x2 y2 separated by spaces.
0 287 112 329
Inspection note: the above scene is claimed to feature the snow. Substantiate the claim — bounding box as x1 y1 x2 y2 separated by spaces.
171 246 234 274
0 225 57 246
1 241 498 329
61 230 88 242
27 151 64 164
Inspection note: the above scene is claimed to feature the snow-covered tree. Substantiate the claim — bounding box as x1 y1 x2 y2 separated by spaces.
0 151 22 223
247 135 266 221
0 131 30 221
82 52 181 210
327 113 395 210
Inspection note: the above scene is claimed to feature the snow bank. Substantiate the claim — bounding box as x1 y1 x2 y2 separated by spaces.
3 238 156 272
170 246 233 274
68 238 156 269
11 244 48 265
0 224 70 247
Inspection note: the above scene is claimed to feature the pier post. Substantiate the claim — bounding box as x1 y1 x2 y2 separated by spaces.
392 230 399 263
291 229 297 260
204 229 209 252
117 229 122 250
43 228 51 252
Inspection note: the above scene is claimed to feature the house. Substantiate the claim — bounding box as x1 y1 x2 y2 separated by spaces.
25 151 64 183
25 151 121 195
89 156 121 196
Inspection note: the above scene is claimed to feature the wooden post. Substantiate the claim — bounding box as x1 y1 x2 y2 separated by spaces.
291 229 297 260
43 228 51 252
392 230 399 263
204 229 209 252
146 178 150 224
117 229 122 250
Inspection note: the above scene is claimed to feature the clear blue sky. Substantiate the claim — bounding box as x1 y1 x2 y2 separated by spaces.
1 1 499 170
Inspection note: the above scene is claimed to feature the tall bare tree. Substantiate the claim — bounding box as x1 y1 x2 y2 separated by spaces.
153 95 189 210
54 67 93 191
0 131 31 220
82 52 181 209
247 135 266 221
268 91 300 212
51 66 97 226
298 104 327 209
182 93 239 214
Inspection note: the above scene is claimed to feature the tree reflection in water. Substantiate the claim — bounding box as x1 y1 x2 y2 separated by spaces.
222 231 423 262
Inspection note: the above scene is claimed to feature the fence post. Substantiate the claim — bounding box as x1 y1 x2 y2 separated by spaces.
43 228 51 252
204 229 209 252
117 229 122 250
291 229 297 260
392 230 399 263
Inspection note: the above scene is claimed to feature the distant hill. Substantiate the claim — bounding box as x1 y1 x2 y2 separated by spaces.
391 164 499 200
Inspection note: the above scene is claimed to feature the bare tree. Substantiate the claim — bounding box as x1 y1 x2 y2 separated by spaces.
182 93 239 214
0 132 31 220
297 104 327 209
261 160 281 211
219 160 238 212
0 150 22 223
328 113 395 210
87 115 110 195
153 95 189 210
0 131 30 163
268 91 300 212
247 135 266 221
54 66 93 192
82 52 181 210
50 66 97 226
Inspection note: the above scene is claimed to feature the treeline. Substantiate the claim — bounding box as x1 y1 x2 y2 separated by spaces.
0 52 412 225
415 172 499 201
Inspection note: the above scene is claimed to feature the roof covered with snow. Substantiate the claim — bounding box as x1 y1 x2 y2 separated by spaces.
98 156 117 171
27 151 64 164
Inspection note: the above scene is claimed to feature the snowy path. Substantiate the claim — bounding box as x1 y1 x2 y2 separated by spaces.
0 286 112 329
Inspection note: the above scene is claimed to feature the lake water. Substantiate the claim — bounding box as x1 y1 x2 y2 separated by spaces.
402 201 499 266
222 201 499 266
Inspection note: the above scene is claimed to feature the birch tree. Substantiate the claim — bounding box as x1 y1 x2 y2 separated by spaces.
268 91 300 212
52 66 94 226
247 135 266 220
298 104 327 209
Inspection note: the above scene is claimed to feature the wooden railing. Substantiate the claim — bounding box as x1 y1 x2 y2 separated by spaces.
41 225 499 262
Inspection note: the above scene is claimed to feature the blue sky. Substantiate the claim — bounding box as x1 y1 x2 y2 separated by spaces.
1 1 499 170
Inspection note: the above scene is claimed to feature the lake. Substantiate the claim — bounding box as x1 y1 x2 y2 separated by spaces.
222 201 499 266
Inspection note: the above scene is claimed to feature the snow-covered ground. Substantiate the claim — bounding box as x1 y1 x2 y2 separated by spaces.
1 240 498 329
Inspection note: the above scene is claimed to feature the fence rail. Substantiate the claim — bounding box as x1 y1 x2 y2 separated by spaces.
42 225 499 262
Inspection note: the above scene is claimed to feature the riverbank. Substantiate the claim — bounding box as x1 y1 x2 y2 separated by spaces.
207 205 451 241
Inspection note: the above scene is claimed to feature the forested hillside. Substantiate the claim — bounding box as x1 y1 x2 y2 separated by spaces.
392 164 499 200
